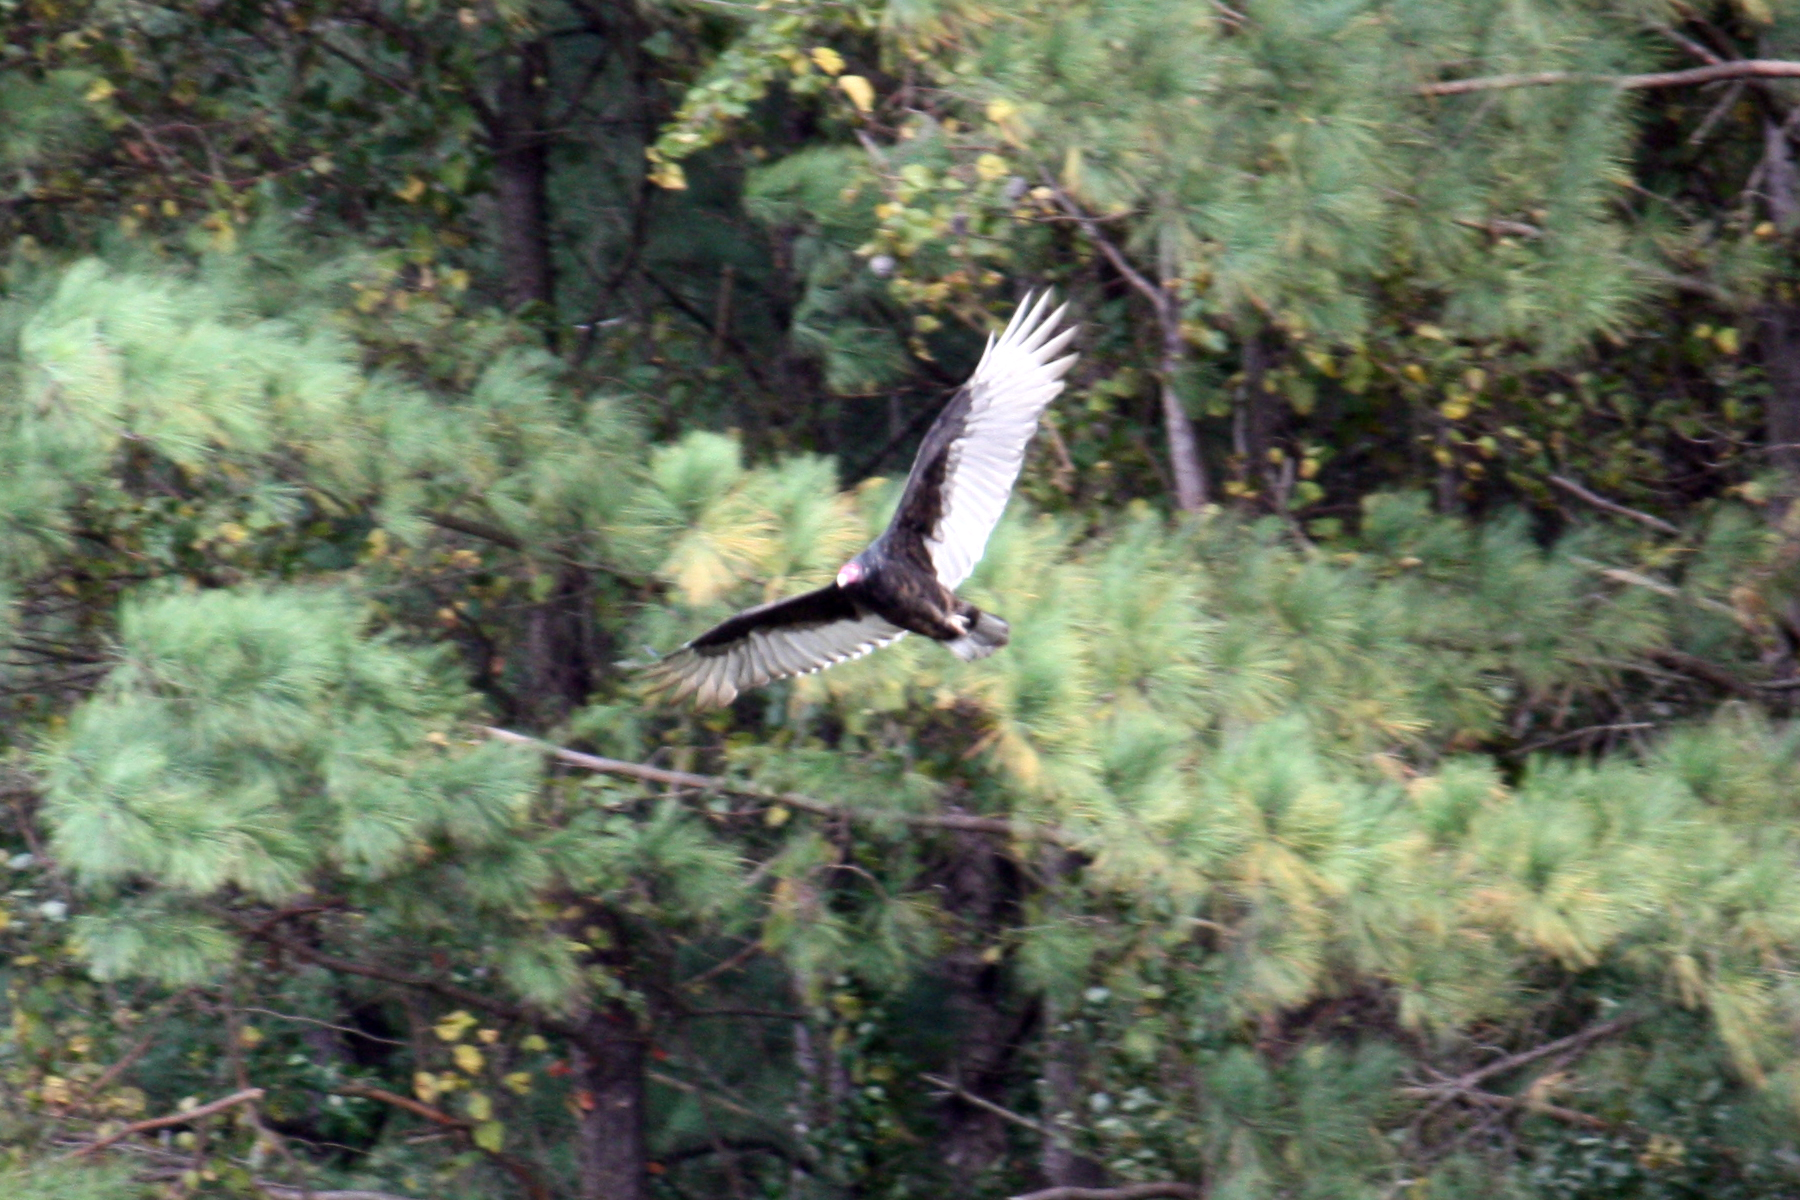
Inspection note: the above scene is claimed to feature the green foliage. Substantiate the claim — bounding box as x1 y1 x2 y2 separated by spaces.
15 1 1800 1198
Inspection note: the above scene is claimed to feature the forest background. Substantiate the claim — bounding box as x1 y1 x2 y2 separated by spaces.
18 1 1800 1198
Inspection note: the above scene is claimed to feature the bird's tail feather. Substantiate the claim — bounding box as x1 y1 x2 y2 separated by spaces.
945 611 1010 662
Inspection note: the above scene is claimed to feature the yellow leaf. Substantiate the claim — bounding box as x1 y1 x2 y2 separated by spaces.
975 153 1008 183
765 804 791 828
434 1010 478 1042
465 1091 493 1122
1061 145 1083 191
395 176 427 203
649 160 688 190
85 78 115 103
473 1120 506 1153
810 47 845 75
413 1072 440 1103
504 1072 533 1095
477 1028 500 1044
839 75 875 114
1715 327 1740 355
237 1025 263 1047
520 1034 549 1053
986 99 1018 124
453 1044 485 1074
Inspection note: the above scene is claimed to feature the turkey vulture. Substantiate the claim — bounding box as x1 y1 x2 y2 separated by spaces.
645 291 1078 707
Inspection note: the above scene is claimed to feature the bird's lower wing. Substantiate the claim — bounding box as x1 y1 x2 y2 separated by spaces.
644 585 907 708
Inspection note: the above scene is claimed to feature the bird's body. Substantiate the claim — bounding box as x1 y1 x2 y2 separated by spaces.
646 292 1078 707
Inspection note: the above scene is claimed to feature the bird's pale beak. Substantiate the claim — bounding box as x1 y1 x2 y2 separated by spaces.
836 562 863 588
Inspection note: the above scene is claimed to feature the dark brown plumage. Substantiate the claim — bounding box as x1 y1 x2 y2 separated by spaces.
645 292 1078 707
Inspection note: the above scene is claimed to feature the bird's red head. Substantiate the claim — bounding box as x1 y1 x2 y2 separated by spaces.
836 561 866 588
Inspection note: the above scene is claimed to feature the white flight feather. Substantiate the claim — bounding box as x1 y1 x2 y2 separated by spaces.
653 614 907 706
925 291 1079 589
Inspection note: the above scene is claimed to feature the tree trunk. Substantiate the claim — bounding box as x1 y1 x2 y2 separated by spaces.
1040 998 1109 1190
934 833 1035 1179
1158 310 1208 511
492 40 555 313
1763 302 1800 496
573 1002 648 1200
524 562 595 725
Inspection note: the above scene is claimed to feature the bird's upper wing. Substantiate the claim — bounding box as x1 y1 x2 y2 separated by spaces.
887 292 1078 590
644 584 906 708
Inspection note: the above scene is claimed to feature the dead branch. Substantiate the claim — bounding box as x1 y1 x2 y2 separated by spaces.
1008 1186 1200 1200
921 1072 1068 1145
334 1085 550 1200
1419 59 1800 96
1399 1083 1612 1130
1648 649 1760 698
481 726 1042 841
1514 722 1657 754
216 909 592 1047
69 1087 264 1157
1450 1014 1641 1093
1568 556 1742 620
1548 475 1682 535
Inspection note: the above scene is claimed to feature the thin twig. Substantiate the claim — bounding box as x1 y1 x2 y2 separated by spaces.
1515 723 1655 755
921 1072 1067 1145
1568 557 1742 620
1430 1015 1641 1099
1398 1084 1612 1130
240 1007 409 1046
333 1085 551 1200
217 910 593 1047
680 941 763 992
481 726 1042 841
647 1071 770 1123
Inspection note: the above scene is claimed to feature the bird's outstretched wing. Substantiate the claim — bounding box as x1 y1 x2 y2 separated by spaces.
643 585 906 708
887 292 1079 589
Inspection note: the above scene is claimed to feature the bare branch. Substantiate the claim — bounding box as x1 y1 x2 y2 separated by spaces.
1009 1186 1199 1200
334 1085 551 1200
1399 1083 1612 1130
1547 475 1682 535
69 1088 264 1158
216 909 594 1047
921 1072 1067 1145
1418 58 1800 96
1449 1015 1640 1091
481 726 1043 841
240 1006 409 1046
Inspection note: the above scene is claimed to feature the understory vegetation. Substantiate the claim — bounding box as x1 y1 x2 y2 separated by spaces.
15 1 1800 1198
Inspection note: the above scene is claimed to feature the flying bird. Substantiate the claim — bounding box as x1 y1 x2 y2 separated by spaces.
645 291 1078 707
